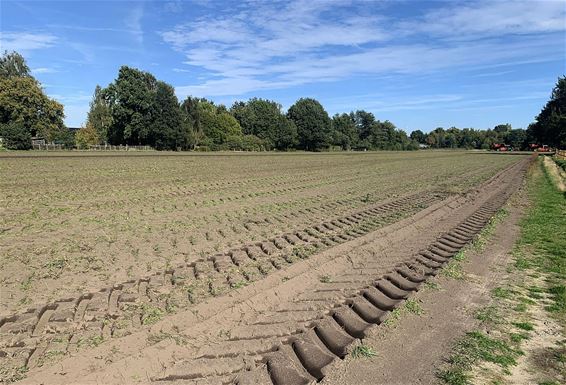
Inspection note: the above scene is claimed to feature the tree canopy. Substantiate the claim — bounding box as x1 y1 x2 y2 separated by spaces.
0 51 31 78
86 85 113 144
231 98 297 150
528 76 566 148
0 51 66 145
287 98 332 151
3 50 555 152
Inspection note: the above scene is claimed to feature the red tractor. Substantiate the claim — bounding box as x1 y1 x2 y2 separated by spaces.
529 144 551 152
492 143 510 152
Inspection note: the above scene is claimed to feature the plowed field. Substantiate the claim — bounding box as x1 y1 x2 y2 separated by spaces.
0 151 531 384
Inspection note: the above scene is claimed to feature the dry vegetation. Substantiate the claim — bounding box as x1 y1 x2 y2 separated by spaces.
0 151 518 316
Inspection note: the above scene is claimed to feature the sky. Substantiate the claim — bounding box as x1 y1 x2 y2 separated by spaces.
1 0 565 132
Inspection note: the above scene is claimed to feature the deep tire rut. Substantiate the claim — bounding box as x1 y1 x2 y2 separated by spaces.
0 191 446 376
147 157 530 385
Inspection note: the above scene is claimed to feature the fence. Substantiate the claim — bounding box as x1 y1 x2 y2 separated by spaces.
84 144 153 151
32 143 66 150
556 150 566 160
32 144 153 151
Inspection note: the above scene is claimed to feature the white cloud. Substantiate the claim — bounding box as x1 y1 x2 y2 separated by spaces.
162 0 566 98
405 0 566 38
125 5 144 45
0 32 57 51
32 67 57 74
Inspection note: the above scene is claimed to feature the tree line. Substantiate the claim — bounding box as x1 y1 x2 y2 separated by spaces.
1 50 564 151
80 65 419 151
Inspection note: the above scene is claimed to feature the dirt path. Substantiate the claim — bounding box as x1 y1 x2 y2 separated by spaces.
321 172 527 385
5 157 531 384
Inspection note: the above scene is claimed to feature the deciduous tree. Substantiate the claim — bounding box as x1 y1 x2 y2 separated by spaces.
287 98 331 151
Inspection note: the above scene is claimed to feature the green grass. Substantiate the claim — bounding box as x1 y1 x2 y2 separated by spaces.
475 306 501 324
512 321 534 331
441 260 465 280
140 304 164 325
383 299 424 326
319 275 332 283
517 161 566 327
553 158 566 172
439 159 566 385
438 331 523 385
351 344 377 359
492 287 513 299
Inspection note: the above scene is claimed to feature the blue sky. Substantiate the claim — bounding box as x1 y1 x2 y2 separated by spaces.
1 0 565 132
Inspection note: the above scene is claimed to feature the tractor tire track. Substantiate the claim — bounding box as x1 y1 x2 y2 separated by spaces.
144 157 531 385
0 192 446 378
3 157 530 384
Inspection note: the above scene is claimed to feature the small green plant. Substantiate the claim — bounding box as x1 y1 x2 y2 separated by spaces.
441 260 464 280
475 306 501 324
509 332 529 343
351 344 377 358
404 299 424 315
492 287 513 299
140 304 164 325
512 321 534 331
20 274 34 292
319 275 331 283
424 281 441 290
78 335 104 348
231 280 247 289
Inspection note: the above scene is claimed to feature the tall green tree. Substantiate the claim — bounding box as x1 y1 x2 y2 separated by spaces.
352 110 375 141
0 51 66 143
231 98 297 150
331 113 358 150
180 96 216 147
528 76 566 148
150 82 186 150
0 121 31 149
202 104 242 145
86 85 113 144
410 129 426 144
287 98 331 151
0 51 31 78
103 66 158 145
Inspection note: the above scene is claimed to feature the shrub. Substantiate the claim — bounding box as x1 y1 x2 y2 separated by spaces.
0 121 31 150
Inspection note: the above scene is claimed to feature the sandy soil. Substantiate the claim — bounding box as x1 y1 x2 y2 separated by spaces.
0 155 531 384
321 171 527 385
1 152 518 316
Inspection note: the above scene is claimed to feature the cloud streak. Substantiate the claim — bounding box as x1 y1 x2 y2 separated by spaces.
125 5 144 45
161 0 566 98
0 32 57 51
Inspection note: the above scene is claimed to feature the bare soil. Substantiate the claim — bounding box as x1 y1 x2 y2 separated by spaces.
321 170 527 385
0 154 531 384
1 152 517 316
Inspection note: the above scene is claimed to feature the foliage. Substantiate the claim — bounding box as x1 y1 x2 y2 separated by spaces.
0 51 31 78
181 97 245 148
199 101 242 145
231 98 297 150
52 128 75 148
331 113 358 150
287 98 331 151
101 66 191 150
0 53 66 142
102 66 158 145
423 125 529 150
75 123 100 149
528 76 566 148
150 82 186 150
410 129 426 143
86 85 112 144
0 121 31 150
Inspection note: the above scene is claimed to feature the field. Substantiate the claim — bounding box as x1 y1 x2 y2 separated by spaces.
0 151 532 384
